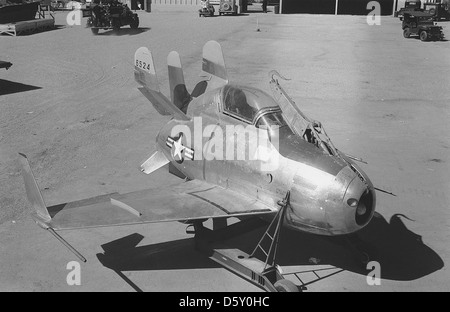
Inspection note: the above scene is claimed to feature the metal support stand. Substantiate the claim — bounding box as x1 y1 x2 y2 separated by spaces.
250 191 289 270
247 191 290 287
193 192 298 292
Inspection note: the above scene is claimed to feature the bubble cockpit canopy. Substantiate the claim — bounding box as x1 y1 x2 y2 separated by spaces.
220 84 289 127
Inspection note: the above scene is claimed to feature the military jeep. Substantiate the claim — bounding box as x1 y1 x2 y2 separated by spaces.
87 0 139 35
402 12 444 41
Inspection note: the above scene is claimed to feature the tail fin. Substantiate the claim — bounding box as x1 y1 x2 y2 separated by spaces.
134 47 159 91
134 47 189 121
167 51 191 113
18 153 51 222
140 150 169 175
202 41 229 90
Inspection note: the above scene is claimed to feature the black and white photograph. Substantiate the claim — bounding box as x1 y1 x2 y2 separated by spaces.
0 0 449 294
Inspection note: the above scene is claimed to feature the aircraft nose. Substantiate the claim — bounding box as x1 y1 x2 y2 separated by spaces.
323 165 376 235
285 162 376 236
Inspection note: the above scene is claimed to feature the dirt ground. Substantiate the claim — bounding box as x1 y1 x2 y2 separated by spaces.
0 5 449 291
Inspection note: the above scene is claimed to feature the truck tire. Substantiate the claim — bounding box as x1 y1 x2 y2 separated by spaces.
420 31 428 41
91 28 99 35
403 28 410 38
274 279 299 292
111 19 121 33
130 16 139 29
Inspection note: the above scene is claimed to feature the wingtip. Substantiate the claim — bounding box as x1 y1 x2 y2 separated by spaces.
18 153 52 222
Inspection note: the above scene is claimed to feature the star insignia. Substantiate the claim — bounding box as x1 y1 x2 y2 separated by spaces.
166 133 194 163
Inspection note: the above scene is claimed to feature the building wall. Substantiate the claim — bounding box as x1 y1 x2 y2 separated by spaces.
281 0 335 14
395 0 450 10
149 0 396 15
281 0 395 15
338 0 395 15
151 0 205 4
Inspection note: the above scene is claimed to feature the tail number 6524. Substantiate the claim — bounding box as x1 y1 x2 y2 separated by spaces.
136 59 151 72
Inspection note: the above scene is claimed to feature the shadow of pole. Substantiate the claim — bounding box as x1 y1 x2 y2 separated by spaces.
113 269 144 292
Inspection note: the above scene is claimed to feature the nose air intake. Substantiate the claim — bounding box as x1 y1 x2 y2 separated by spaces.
355 188 375 226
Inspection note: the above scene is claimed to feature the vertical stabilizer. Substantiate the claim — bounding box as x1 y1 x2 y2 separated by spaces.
134 47 160 91
202 41 229 90
167 51 191 112
134 47 190 121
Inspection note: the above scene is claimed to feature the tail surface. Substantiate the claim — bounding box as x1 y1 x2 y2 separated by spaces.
167 51 191 113
134 42 229 118
202 40 229 90
134 47 189 121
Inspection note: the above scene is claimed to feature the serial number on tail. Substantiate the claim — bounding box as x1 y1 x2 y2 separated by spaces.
135 60 152 72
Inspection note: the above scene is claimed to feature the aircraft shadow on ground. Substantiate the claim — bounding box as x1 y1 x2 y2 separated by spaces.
275 212 444 282
0 79 42 96
96 27 151 36
96 212 443 291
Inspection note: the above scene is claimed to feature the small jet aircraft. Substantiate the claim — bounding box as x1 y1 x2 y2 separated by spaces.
20 41 377 292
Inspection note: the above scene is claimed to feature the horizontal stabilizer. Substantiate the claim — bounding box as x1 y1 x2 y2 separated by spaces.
140 150 169 174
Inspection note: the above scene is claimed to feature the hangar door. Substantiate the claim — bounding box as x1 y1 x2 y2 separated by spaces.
281 0 394 15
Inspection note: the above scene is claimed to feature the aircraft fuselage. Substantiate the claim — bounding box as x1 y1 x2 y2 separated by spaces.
155 86 376 236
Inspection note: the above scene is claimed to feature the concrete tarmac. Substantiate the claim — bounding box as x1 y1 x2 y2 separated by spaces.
0 6 449 291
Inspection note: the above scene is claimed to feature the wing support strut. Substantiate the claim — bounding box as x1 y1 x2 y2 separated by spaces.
192 191 299 292
250 191 290 271
34 218 87 263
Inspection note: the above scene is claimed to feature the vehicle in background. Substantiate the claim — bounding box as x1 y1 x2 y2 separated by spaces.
402 12 445 41
0 60 13 70
218 0 237 15
0 0 40 24
86 0 139 35
395 0 423 20
423 1 450 20
199 0 215 17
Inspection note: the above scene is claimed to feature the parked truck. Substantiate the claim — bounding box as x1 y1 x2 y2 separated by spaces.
423 1 450 20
